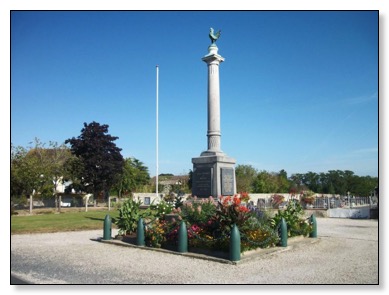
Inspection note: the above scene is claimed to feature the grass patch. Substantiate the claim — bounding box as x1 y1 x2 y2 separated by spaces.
11 210 119 234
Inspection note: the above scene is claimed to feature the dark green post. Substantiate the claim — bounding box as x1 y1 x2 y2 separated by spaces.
137 218 145 246
280 217 287 247
309 214 317 238
229 224 241 262
178 221 188 253
103 214 112 240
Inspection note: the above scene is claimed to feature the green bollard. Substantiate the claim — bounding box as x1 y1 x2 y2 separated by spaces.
309 214 317 238
137 218 145 246
280 217 287 247
229 224 241 262
103 214 112 240
178 221 188 253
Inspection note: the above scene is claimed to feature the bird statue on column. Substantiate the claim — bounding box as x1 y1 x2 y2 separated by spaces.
209 27 221 44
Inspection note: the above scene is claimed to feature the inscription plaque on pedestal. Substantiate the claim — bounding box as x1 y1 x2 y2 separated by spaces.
221 167 234 196
192 167 212 197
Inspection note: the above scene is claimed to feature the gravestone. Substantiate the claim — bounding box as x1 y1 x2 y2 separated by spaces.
191 29 236 198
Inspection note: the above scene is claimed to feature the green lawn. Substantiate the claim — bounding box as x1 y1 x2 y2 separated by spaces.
11 210 120 234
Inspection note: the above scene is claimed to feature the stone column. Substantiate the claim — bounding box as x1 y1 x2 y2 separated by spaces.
191 41 236 198
202 44 224 154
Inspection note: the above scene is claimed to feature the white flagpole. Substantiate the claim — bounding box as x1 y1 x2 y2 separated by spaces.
156 65 159 199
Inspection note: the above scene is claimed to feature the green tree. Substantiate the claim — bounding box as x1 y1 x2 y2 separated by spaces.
294 170 377 197
289 173 307 194
253 170 278 193
11 144 41 199
11 139 73 213
277 169 290 193
327 170 347 195
65 122 125 202
63 156 85 193
131 158 150 191
303 171 321 193
113 157 151 197
350 175 378 197
235 164 257 193
38 141 73 212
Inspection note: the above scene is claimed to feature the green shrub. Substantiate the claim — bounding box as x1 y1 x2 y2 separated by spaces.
240 219 280 252
150 199 174 219
113 197 152 235
179 196 217 225
270 200 313 237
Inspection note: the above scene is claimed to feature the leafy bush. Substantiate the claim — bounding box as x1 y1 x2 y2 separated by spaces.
270 200 313 237
212 195 251 237
150 199 174 219
179 196 217 225
113 197 151 235
240 219 280 251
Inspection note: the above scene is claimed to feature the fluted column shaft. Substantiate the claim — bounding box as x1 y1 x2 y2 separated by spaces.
202 50 224 153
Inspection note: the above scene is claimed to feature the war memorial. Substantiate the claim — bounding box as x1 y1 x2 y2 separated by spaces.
191 28 237 199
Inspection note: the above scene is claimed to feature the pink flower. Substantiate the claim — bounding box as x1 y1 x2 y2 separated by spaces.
191 224 200 232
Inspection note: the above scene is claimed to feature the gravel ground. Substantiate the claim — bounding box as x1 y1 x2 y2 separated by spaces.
10 218 379 285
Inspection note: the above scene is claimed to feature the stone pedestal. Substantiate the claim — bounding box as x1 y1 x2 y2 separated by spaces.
191 42 236 198
192 154 236 198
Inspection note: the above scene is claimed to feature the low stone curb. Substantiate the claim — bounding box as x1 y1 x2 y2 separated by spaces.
96 236 320 265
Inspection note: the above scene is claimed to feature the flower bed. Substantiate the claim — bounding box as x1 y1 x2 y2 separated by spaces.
114 194 314 256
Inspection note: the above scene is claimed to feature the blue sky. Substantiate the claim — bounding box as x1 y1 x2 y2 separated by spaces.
10 10 378 177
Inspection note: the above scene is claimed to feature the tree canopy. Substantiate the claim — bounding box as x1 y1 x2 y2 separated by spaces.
65 121 124 199
234 164 377 197
11 138 73 198
112 157 151 197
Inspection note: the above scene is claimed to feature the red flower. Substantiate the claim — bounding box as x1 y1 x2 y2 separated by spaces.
240 192 250 203
238 206 250 213
221 196 232 206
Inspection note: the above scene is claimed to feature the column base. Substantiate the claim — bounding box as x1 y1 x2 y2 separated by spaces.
191 153 236 198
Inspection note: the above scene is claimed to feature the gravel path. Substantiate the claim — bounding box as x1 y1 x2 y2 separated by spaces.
11 218 379 284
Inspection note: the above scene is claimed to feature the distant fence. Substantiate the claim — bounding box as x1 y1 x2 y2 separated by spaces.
12 194 93 210
13 192 378 215
254 195 377 210
307 196 377 209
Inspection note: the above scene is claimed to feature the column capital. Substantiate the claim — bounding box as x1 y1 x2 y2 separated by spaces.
202 53 225 64
202 44 225 64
